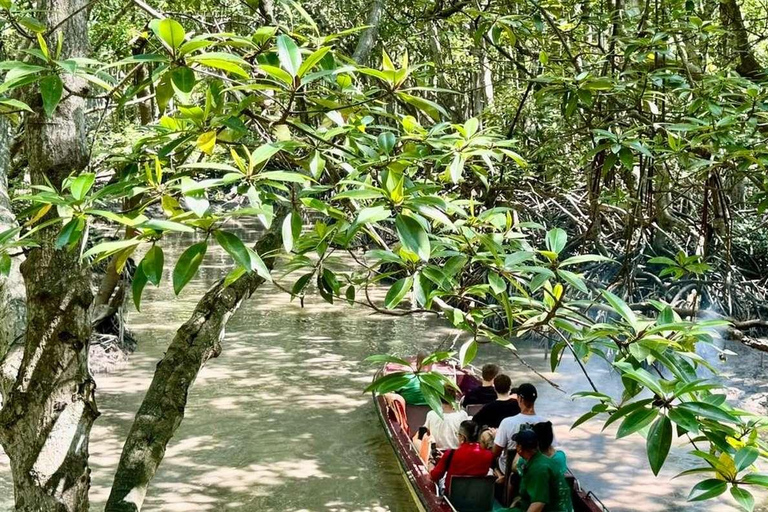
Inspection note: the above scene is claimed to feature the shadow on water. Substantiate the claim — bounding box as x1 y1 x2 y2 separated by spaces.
0 227 766 511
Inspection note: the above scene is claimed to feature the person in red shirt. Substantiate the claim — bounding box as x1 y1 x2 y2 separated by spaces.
429 420 494 495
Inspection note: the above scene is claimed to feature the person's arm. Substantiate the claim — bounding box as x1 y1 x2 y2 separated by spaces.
526 503 546 512
493 422 508 458
429 450 451 482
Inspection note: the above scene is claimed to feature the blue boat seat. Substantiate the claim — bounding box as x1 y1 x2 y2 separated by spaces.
447 475 496 512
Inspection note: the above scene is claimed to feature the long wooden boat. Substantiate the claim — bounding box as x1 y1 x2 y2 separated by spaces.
372 359 609 512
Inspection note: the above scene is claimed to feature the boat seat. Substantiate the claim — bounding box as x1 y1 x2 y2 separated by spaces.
405 404 431 434
465 404 484 417
447 475 496 512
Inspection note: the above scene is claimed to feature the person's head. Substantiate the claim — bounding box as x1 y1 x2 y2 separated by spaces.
533 421 554 452
516 383 538 411
458 420 481 444
479 428 495 450
481 364 501 384
493 374 512 396
415 351 430 370
513 427 539 461
440 387 458 410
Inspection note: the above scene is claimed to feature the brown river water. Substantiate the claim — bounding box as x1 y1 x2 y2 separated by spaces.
1 228 767 511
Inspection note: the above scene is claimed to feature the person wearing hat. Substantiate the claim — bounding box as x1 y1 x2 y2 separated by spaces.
492 383 552 474
506 428 573 512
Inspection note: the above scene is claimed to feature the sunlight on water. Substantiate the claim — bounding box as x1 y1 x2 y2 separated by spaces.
0 227 766 511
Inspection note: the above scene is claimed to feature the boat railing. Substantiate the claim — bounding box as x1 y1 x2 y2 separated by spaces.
586 491 609 512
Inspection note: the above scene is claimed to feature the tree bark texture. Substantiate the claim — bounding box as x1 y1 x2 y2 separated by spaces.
352 0 384 64
0 117 26 366
0 1 97 511
105 227 282 512
720 0 765 78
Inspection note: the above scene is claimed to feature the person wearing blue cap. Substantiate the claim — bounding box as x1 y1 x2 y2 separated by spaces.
505 428 573 512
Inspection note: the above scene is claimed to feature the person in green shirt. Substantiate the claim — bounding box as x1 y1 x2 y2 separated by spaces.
507 429 573 512
515 422 568 477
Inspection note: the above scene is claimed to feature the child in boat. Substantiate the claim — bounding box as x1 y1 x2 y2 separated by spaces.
471 373 521 428
429 420 494 495
461 363 501 406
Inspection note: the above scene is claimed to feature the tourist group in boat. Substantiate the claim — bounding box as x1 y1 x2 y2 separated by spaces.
400 357 573 512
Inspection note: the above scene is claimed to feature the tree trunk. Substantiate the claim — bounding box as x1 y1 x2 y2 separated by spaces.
105 226 283 512
0 1 97 511
352 0 385 64
720 0 765 78
0 117 26 368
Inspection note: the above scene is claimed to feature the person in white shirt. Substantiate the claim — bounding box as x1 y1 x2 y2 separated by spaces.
423 392 469 450
493 383 553 473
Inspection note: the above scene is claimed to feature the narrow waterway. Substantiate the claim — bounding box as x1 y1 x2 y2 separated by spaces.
1 229 766 511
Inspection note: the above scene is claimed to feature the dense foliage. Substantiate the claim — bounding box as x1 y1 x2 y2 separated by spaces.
1 0 768 510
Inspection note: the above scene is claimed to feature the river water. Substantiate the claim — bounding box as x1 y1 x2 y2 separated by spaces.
1 230 766 511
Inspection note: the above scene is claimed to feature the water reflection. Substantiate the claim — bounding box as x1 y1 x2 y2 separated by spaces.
0 227 766 511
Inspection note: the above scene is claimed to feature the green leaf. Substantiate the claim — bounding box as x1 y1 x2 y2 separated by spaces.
355 205 391 226
345 285 355 305
171 66 196 96
150 18 186 51
459 339 478 367
396 92 448 121
55 218 83 249
172 242 207 295
249 143 284 169
70 173 95 201
545 228 567 255
82 239 142 259
259 64 293 86
377 132 396 154
364 372 411 394
281 212 301 253
647 415 672 475
677 401 740 423
602 289 639 331
246 246 272 282
364 355 411 367
395 214 430 261
0 253 11 276
141 245 164 286
276 35 302 77
602 398 655 431
39 75 63 118
214 231 251 270
297 46 330 77
188 53 250 78
616 407 658 438
132 264 148 311
558 269 587 293
291 272 313 296
141 219 194 233
0 98 33 113
488 272 506 294
688 479 727 501
449 153 465 183
385 276 413 309
731 487 755 512
560 254 614 267
742 474 768 487
735 447 759 472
